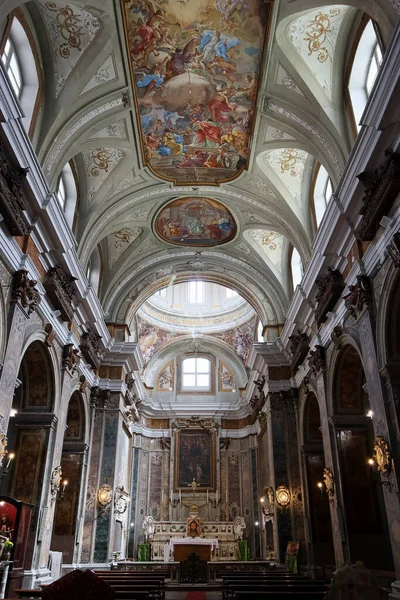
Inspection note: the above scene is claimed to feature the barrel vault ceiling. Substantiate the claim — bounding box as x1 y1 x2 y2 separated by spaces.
8 0 396 387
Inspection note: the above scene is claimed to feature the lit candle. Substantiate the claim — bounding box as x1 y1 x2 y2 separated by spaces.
6 452 15 469
62 479 68 493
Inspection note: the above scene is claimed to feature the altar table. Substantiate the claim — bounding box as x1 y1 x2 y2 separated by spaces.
169 538 218 561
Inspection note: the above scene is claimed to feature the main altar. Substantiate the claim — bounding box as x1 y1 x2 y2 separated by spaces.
148 519 244 561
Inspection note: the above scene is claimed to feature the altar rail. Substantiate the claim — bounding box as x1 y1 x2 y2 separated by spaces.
150 521 241 562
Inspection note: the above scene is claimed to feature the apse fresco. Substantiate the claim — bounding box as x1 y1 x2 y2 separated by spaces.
121 0 271 184
155 197 236 246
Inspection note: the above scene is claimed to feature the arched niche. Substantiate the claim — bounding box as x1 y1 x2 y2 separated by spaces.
51 391 87 564
332 344 393 571
6 341 55 569
302 393 334 567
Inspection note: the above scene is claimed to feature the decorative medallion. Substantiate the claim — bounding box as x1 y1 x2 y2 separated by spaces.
373 436 392 475
275 485 290 508
155 197 236 246
97 484 113 511
120 0 272 185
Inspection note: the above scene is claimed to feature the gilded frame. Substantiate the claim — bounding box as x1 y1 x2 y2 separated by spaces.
174 428 216 491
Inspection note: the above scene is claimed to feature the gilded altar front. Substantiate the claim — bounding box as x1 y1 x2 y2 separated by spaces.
150 521 243 561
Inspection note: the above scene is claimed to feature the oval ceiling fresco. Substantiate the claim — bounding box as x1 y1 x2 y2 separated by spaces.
121 0 272 185
154 197 236 246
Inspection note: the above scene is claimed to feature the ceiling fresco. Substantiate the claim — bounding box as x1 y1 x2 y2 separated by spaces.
121 0 272 185
155 197 236 246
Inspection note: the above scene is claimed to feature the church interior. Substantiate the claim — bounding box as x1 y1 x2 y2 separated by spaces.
0 0 400 597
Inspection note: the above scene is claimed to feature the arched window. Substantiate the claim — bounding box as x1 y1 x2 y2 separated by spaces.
86 246 102 295
55 162 77 229
181 357 211 390
1 38 22 98
290 247 303 290
349 20 383 131
257 321 264 342
1 16 40 135
188 281 204 304
313 165 333 228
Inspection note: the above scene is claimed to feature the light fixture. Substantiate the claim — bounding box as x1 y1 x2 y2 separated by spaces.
317 481 323 493
98 484 113 512
60 479 68 499
367 410 373 418
260 497 265 503
255 521 259 526
275 485 290 508
10 409 17 418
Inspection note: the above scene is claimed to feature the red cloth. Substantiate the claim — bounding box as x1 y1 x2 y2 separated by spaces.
41 569 115 600
195 121 221 145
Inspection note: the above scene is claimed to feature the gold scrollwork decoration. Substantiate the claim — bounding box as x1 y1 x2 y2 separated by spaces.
50 466 62 503
373 436 392 475
323 467 335 503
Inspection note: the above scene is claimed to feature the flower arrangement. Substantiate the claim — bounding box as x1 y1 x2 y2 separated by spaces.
3 540 13 549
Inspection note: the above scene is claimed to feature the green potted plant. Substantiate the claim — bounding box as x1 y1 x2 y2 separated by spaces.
3 539 13 561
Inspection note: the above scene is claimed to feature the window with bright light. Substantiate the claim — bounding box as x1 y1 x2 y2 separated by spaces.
349 20 383 131
56 175 66 209
1 17 40 134
188 281 204 304
226 288 238 298
1 39 22 98
181 357 210 390
291 247 303 290
313 165 333 228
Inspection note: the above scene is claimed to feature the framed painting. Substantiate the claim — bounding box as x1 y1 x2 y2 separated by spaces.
174 429 215 490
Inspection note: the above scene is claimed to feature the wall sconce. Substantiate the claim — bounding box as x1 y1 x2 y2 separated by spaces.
367 436 392 490
275 486 290 508
50 466 63 503
317 468 335 503
60 479 68 499
98 484 113 513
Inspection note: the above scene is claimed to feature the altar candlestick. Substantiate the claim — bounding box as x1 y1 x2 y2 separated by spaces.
162 489 164 503
179 490 181 502
226 489 228 503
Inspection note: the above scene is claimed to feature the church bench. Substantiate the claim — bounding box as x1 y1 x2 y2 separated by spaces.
234 592 327 600
224 580 328 599
96 574 165 597
222 576 314 597
99 581 161 596
14 590 42 599
113 591 150 600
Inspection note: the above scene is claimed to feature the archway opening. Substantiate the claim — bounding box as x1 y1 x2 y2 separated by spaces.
334 345 393 571
303 393 334 570
6 341 54 569
51 391 86 564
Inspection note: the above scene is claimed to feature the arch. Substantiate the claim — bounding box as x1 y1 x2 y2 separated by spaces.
51 390 87 564
331 343 394 570
301 392 335 567
144 335 248 391
6 339 56 570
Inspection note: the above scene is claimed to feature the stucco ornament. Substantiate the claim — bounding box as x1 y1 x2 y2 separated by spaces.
233 516 246 540
275 485 290 508
142 515 155 541
373 436 392 475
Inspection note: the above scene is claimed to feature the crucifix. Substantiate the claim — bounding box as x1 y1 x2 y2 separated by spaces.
188 478 198 503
